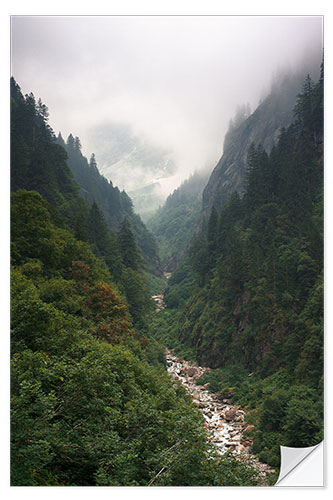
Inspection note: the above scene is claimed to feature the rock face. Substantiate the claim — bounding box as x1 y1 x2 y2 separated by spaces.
166 349 275 480
201 71 310 221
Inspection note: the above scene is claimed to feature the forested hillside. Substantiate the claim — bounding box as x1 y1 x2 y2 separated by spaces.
56 133 162 276
10 77 262 486
11 189 212 486
147 169 211 270
10 77 160 329
202 69 315 220
159 67 323 467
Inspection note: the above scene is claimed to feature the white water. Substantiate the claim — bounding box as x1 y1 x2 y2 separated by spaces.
165 349 276 479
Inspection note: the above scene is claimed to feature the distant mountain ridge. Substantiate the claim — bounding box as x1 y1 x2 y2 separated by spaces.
87 122 177 220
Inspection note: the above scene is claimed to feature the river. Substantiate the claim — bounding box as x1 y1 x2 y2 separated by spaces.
152 281 275 481
165 348 275 481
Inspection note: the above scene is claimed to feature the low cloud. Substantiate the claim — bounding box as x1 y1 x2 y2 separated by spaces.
11 16 323 196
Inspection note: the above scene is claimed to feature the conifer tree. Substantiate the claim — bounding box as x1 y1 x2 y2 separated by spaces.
118 218 143 271
66 133 75 150
88 201 123 280
74 136 82 152
36 98 49 123
57 132 65 147
10 79 77 205
294 75 315 137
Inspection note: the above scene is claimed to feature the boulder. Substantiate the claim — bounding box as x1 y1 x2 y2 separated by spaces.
224 409 237 421
241 438 253 447
187 367 198 377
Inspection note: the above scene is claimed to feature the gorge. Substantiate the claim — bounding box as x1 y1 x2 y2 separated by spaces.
10 49 323 486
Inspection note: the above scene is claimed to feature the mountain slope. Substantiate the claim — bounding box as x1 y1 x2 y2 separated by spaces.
202 70 315 220
10 77 78 208
161 66 323 468
10 189 218 486
147 169 211 271
56 133 162 276
10 78 156 328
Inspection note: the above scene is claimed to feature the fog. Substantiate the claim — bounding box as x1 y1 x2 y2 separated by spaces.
11 16 323 199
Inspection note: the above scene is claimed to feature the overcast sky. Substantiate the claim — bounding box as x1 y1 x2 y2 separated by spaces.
11 15 323 190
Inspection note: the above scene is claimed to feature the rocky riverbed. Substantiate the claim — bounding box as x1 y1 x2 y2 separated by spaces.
152 293 164 311
166 349 276 481
151 272 171 311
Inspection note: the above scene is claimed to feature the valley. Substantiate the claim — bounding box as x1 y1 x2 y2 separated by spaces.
10 30 324 486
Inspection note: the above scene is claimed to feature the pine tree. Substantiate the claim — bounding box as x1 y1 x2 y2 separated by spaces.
57 132 65 147
89 153 96 167
36 98 49 123
73 201 89 242
118 218 143 271
294 74 314 136
245 144 271 209
88 201 123 280
74 136 82 152
312 58 324 143
10 79 77 205
66 133 75 150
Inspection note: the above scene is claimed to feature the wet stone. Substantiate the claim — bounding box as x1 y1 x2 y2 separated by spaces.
165 347 275 480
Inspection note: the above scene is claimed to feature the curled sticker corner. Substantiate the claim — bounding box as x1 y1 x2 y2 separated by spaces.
275 441 324 486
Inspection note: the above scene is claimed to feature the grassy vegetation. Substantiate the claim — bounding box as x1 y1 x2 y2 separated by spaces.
148 309 197 362
143 271 168 295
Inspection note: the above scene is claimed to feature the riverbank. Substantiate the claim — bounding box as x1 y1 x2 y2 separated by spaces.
166 348 276 482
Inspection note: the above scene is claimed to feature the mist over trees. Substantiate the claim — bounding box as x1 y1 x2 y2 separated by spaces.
10 77 158 330
57 130 162 277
